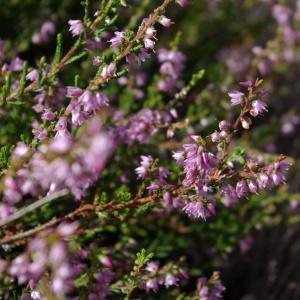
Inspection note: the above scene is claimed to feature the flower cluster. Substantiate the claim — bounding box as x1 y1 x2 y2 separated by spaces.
66 89 109 127
7 222 81 298
158 48 186 93
195 272 225 300
111 108 176 145
141 261 188 293
1 117 112 219
0 0 295 299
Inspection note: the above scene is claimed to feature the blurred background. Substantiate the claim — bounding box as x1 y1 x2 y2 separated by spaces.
1 0 300 299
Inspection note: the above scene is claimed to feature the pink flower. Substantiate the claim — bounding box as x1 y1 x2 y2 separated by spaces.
41 111 56 121
164 274 179 288
26 70 39 82
182 199 216 220
239 80 253 87
135 155 153 179
144 38 155 49
68 20 83 37
101 63 116 82
66 86 83 97
211 131 220 143
250 100 268 117
228 91 244 106
219 120 230 131
109 31 125 48
176 0 189 7
159 16 173 28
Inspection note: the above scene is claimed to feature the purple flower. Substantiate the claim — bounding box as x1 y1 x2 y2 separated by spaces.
0 203 16 219
164 274 179 288
257 173 270 189
239 80 253 87
26 70 39 82
157 48 185 93
250 100 268 117
93 56 101 66
179 143 217 188
228 91 244 106
218 120 230 131
248 179 258 194
163 191 173 208
146 261 159 274
135 155 153 179
236 180 248 198
55 117 68 131
211 131 220 143
41 111 56 121
70 108 86 127
49 243 67 265
86 37 104 51
197 273 225 299
32 20 55 44
50 136 72 153
159 16 172 27
272 4 291 25
220 184 239 207
33 128 48 140
145 279 159 293
40 20 55 38
109 31 125 48
101 63 116 82
13 143 31 158
68 20 84 37
9 57 23 72
267 160 290 186
4 178 21 204
78 90 97 113
259 88 269 97
182 198 216 220
145 27 156 39
241 116 252 129
176 0 189 7
66 86 83 97
89 270 113 298
57 222 79 237
95 92 109 107
144 38 155 49
101 256 113 268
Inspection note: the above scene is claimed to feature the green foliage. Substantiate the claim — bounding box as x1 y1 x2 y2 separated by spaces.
123 249 154 299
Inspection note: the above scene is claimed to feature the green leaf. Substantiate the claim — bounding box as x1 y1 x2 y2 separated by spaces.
53 33 63 65
17 60 28 97
65 51 88 65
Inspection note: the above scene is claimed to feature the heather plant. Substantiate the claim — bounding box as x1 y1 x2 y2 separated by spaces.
0 0 297 299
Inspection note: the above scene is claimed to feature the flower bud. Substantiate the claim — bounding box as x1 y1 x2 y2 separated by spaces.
240 116 252 129
211 131 220 143
219 120 230 131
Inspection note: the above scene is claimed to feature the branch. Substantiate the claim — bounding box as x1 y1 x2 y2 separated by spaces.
0 189 69 227
89 0 174 90
0 191 165 245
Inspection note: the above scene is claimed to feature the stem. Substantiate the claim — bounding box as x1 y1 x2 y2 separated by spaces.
0 190 164 245
89 0 174 90
0 189 69 227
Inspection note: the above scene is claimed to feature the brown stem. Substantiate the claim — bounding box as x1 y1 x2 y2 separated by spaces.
0 192 163 245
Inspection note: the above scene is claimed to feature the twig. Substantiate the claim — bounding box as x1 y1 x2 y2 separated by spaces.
89 0 174 90
0 204 95 245
0 189 69 227
0 191 165 245
5 0 107 103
